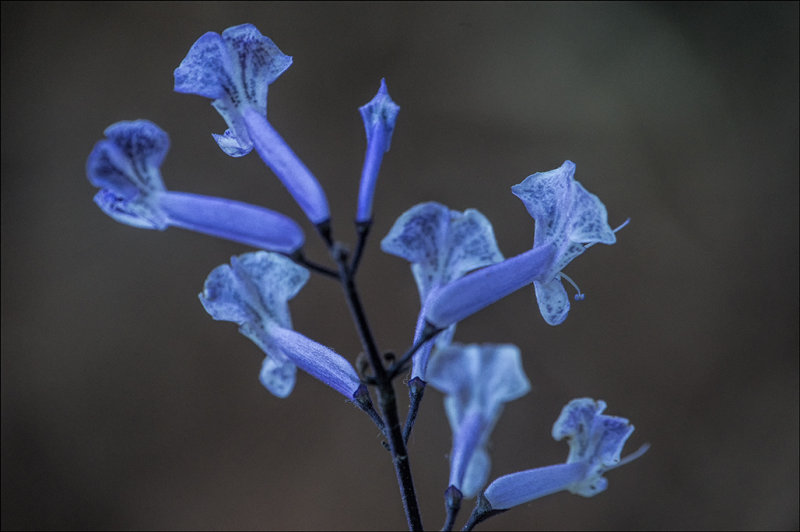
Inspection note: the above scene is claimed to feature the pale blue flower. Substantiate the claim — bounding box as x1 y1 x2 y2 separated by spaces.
426 343 530 497
199 251 361 398
512 160 617 325
381 202 503 379
87 120 304 253
356 79 400 223
425 160 619 329
482 398 647 509
174 23 330 225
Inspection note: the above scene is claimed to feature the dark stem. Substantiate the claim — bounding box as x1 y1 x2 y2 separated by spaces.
403 378 426 444
331 244 423 531
290 250 339 278
353 384 386 435
388 324 442 379
442 485 463 532
350 219 372 274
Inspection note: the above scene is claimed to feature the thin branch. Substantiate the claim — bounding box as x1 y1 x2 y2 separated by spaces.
332 244 423 531
388 324 442 379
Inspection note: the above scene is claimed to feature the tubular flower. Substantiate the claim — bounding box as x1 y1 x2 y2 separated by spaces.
87 119 304 253
174 23 330 225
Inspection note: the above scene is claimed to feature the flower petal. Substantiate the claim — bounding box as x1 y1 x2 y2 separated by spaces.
268 326 362 399
533 277 570 326
174 23 291 110
259 349 297 398
568 181 616 244
381 202 503 301
198 251 309 328
552 398 636 497
511 160 576 247
174 24 292 158
87 120 170 230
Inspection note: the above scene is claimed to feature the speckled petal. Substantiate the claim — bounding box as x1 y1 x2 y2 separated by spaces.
382 202 503 301
533 277 570 326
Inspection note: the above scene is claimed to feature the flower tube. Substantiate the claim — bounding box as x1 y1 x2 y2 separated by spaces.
174 23 330 225
87 120 304 253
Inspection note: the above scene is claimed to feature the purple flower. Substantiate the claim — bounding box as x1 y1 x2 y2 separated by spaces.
199 252 361 398
426 343 530 497
87 120 304 253
356 79 400 224
482 398 648 509
512 160 617 325
174 23 330 225
381 202 503 379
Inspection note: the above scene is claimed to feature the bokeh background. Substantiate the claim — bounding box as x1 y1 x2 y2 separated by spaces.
2 2 797 530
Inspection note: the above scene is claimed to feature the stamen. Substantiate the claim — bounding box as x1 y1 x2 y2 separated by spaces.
559 273 585 301
612 443 650 469
584 218 630 250
613 218 631 233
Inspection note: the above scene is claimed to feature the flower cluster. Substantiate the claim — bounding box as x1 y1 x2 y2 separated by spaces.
87 22 645 531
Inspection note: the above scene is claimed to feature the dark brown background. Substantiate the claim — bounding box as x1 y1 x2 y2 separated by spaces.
2 2 797 530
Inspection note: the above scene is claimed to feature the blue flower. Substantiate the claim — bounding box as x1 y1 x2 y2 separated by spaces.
482 398 648 509
174 23 330 225
356 79 400 224
511 160 617 325
199 252 362 398
87 120 305 253
426 343 530 497
381 202 503 379
424 160 620 329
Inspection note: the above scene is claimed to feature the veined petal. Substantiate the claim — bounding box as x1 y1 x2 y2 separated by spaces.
174 23 291 110
356 79 400 223
199 252 311 398
199 251 308 329
173 31 230 99
381 202 503 302
174 24 292 158
511 160 576 246
424 245 555 329
553 398 637 496
481 399 644 510
259 352 297 398
268 326 362 399
512 160 620 324
533 277 570 326
87 120 170 230
553 398 633 466
568 181 616 244
159 192 304 253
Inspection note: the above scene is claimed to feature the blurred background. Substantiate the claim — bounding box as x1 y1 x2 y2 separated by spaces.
2 2 797 530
